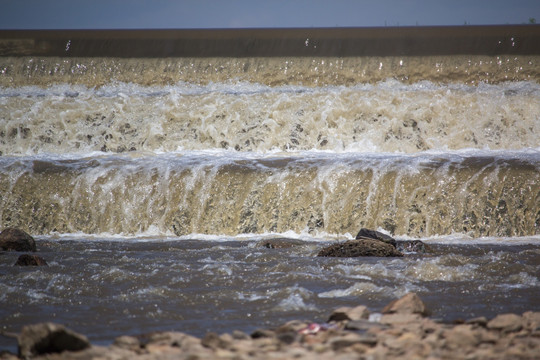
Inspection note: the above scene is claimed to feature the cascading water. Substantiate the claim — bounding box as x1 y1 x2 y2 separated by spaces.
0 28 539 352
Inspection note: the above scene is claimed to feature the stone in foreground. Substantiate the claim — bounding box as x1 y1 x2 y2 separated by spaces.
328 305 370 322
317 239 403 257
382 292 430 316
18 323 90 358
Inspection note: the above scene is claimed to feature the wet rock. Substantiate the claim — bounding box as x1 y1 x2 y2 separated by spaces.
317 239 403 257
14 254 48 266
382 293 429 316
396 240 430 253
328 305 370 322
18 323 90 358
0 228 36 252
355 228 396 247
487 313 524 333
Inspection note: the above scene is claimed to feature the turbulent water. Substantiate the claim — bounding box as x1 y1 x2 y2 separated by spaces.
1 31 540 352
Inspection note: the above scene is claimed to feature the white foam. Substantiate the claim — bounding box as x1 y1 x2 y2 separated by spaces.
275 286 317 311
2 80 539 156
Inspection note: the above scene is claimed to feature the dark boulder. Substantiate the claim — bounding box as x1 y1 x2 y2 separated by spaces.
18 323 90 358
317 239 403 257
0 228 36 252
355 228 396 247
14 254 48 266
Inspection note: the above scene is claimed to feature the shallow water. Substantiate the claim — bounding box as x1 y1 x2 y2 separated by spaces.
1 235 539 353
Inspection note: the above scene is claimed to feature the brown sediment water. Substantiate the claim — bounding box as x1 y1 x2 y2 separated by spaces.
0 153 538 237
0 25 539 354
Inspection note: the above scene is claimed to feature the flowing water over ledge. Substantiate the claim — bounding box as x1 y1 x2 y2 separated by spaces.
0 151 538 237
1 26 539 354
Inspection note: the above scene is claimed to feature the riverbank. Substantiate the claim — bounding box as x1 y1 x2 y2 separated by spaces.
2 293 539 360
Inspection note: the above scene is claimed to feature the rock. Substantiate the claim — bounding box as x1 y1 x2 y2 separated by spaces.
14 254 48 266
466 316 488 327
344 319 389 332
443 324 481 350
0 228 36 252
328 305 370 322
112 335 140 352
382 293 429 316
201 332 232 350
231 330 251 340
276 331 297 345
317 239 403 257
251 328 276 339
487 313 524 333
523 311 540 331
0 351 18 360
396 240 430 253
355 228 396 247
18 323 90 358
329 332 378 351
380 313 423 326
277 320 310 333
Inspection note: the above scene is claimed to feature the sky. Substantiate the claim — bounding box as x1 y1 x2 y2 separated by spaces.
1 0 539 30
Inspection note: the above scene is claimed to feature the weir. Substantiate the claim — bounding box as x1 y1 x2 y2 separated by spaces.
0 153 538 237
1 26 539 239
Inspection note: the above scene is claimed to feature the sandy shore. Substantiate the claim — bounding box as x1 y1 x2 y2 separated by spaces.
2 292 539 360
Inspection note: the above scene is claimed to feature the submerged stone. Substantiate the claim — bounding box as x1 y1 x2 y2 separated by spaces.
317 239 403 257
0 228 36 252
14 254 48 266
